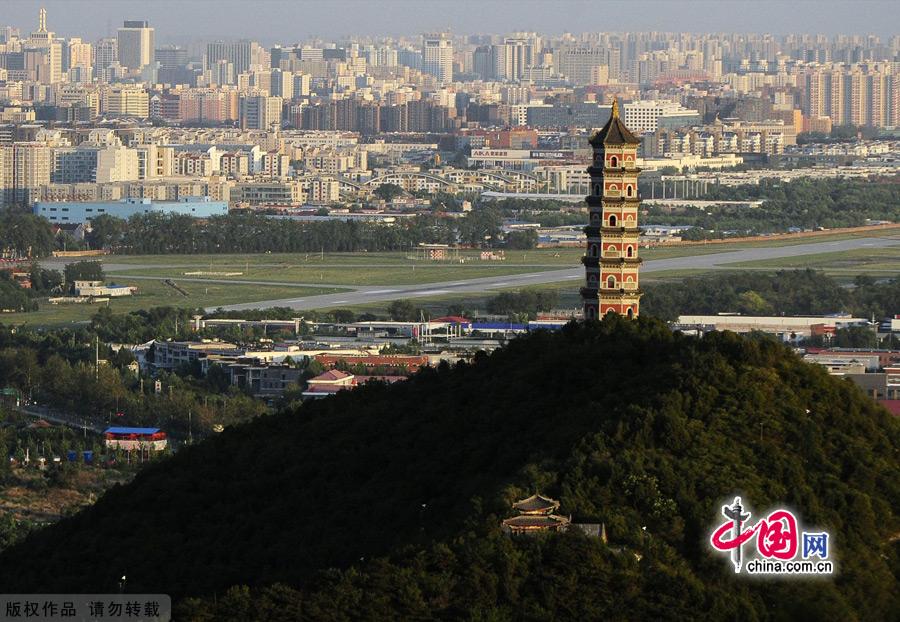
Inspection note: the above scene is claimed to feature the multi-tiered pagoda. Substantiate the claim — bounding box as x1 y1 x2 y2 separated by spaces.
501 494 570 535
581 99 643 320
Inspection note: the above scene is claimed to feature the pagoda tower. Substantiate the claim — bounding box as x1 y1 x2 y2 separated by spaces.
581 99 643 320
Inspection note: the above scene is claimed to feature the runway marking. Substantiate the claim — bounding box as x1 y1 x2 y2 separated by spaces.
368 289 399 294
411 290 450 296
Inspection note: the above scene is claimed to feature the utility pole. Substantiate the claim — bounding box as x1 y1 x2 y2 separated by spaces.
94 336 99 381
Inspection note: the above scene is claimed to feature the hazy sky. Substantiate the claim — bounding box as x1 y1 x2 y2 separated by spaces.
3 0 898 43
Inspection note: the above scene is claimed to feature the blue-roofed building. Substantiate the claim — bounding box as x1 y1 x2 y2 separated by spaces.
470 322 528 336
104 427 168 451
34 196 228 224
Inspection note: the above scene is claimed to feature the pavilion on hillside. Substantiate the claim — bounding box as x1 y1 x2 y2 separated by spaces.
501 493 571 535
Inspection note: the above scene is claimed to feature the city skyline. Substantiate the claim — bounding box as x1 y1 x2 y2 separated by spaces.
2 0 897 42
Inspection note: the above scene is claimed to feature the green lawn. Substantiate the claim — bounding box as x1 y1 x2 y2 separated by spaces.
2 280 343 327
310 269 722 319
94 239 855 288
101 249 582 267
106 263 571 286
723 246 900 275
17 230 895 325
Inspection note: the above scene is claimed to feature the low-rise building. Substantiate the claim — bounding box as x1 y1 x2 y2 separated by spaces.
74 280 136 297
225 361 304 398
152 340 241 370
34 195 228 224
302 369 406 399
314 353 429 373
104 427 167 451
674 314 869 340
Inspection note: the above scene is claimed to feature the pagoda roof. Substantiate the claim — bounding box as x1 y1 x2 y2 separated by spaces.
311 369 354 382
512 493 560 514
589 99 641 146
502 514 570 529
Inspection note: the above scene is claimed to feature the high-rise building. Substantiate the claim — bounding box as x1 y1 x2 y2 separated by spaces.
206 41 257 76
65 38 93 79
495 34 539 82
270 69 293 100
94 38 118 78
556 45 608 86
422 33 453 85
25 7 62 84
117 20 155 71
622 100 701 133
798 63 896 127
156 46 187 70
473 45 496 80
96 144 140 183
240 95 282 130
582 99 642 320
3 143 53 206
156 45 192 85
103 86 150 117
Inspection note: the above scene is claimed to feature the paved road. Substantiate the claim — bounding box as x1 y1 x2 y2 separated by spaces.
17 406 106 434
214 236 900 312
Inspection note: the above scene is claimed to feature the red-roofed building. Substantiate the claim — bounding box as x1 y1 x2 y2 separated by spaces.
433 316 472 325
314 354 429 374
303 370 407 400
879 400 900 416
501 494 570 535
0 266 32 289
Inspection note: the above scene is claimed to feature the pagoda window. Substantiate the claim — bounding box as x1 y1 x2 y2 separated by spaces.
610 155 618 168
594 183 601 196
607 276 616 289
626 185 634 197
589 244 598 257
627 307 634 319
626 246 634 258
609 214 617 227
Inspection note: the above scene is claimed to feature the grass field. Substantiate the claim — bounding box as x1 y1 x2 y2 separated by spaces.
85 235 891 287
14 230 896 326
723 246 900 275
310 268 724 318
104 263 563 286
1 280 342 327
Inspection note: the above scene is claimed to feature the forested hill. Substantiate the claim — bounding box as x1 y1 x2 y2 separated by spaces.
2 317 899 619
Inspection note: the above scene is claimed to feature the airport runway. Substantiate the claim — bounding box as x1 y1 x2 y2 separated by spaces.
210 236 900 312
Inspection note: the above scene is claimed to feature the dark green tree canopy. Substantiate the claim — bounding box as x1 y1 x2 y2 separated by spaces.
0 317 897 619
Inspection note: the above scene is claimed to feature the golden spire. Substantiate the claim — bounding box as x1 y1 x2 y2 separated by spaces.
611 97 619 119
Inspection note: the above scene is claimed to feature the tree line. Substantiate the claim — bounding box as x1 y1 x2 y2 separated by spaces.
645 176 900 237
642 269 900 324
0 324 266 438
0 317 896 620
0 209 515 257
0 261 105 313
